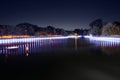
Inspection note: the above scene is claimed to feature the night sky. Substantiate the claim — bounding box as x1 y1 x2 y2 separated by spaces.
0 0 120 30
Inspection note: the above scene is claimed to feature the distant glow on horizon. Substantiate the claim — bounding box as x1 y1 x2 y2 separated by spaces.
0 35 82 44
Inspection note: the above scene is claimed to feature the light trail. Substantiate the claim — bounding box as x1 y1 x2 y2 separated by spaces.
0 35 82 44
1 35 120 45
84 35 120 43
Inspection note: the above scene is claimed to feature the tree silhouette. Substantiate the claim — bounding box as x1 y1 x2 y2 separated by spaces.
89 19 103 35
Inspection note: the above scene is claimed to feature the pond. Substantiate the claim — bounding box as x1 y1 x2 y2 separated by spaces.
0 37 120 80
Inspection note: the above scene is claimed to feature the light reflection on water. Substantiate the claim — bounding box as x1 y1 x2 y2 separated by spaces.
90 39 120 47
0 39 68 56
0 38 120 56
89 39 120 54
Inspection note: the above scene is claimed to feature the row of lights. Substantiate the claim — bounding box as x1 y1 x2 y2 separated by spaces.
0 35 81 44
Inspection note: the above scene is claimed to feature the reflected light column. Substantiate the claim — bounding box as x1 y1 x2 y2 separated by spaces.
25 44 29 57
75 33 78 50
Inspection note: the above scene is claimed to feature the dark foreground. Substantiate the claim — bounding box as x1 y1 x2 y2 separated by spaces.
0 38 120 80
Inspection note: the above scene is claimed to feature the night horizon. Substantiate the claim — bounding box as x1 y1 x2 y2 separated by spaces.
0 0 120 30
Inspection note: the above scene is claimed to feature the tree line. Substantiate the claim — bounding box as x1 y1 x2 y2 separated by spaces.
89 19 120 36
1 19 118 37
0 23 89 36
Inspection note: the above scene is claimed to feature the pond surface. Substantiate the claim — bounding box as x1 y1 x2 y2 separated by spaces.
0 38 120 80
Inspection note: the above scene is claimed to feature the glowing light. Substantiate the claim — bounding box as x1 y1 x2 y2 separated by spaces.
0 35 82 44
26 53 29 57
25 44 29 51
0 35 30 39
5 46 18 49
84 35 120 43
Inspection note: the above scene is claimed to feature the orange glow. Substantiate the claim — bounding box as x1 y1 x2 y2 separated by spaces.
26 53 29 57
74 33 78 36
25 44 29 51
26 46 29 51
0 35 31 39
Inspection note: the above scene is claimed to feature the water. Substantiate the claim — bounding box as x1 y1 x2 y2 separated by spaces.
0 38 120 80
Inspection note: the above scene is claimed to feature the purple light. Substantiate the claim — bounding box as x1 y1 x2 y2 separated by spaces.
0 35 82 44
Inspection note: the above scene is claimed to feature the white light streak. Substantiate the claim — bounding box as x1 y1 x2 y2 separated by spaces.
84 35 120 43
0 35 81 44
6 46 18 49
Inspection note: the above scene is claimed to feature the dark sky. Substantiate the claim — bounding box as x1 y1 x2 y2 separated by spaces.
0 0 120 30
